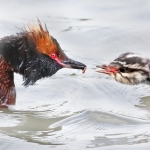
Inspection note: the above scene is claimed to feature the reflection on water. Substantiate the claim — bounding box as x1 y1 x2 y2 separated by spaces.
137 96 150 112
1 0 150 150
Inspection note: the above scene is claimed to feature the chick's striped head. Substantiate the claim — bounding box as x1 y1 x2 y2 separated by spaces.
97 52 150 85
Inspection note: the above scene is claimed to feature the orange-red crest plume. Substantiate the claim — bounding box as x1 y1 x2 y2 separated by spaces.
25 19 58 55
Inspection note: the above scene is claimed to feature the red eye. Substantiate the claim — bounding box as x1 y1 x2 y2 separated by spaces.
50 53 56 59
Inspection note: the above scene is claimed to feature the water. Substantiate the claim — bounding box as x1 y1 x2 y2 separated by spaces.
0 0 150 149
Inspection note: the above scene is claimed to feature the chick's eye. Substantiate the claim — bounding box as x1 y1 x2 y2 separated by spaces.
119 68 125 73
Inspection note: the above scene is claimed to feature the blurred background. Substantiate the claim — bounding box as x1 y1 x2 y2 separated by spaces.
1 0 150 149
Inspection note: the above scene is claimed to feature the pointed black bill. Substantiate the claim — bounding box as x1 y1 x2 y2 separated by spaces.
62 58 86 71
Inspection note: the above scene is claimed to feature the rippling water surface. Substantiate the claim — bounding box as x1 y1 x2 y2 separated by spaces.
1 0 150 149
